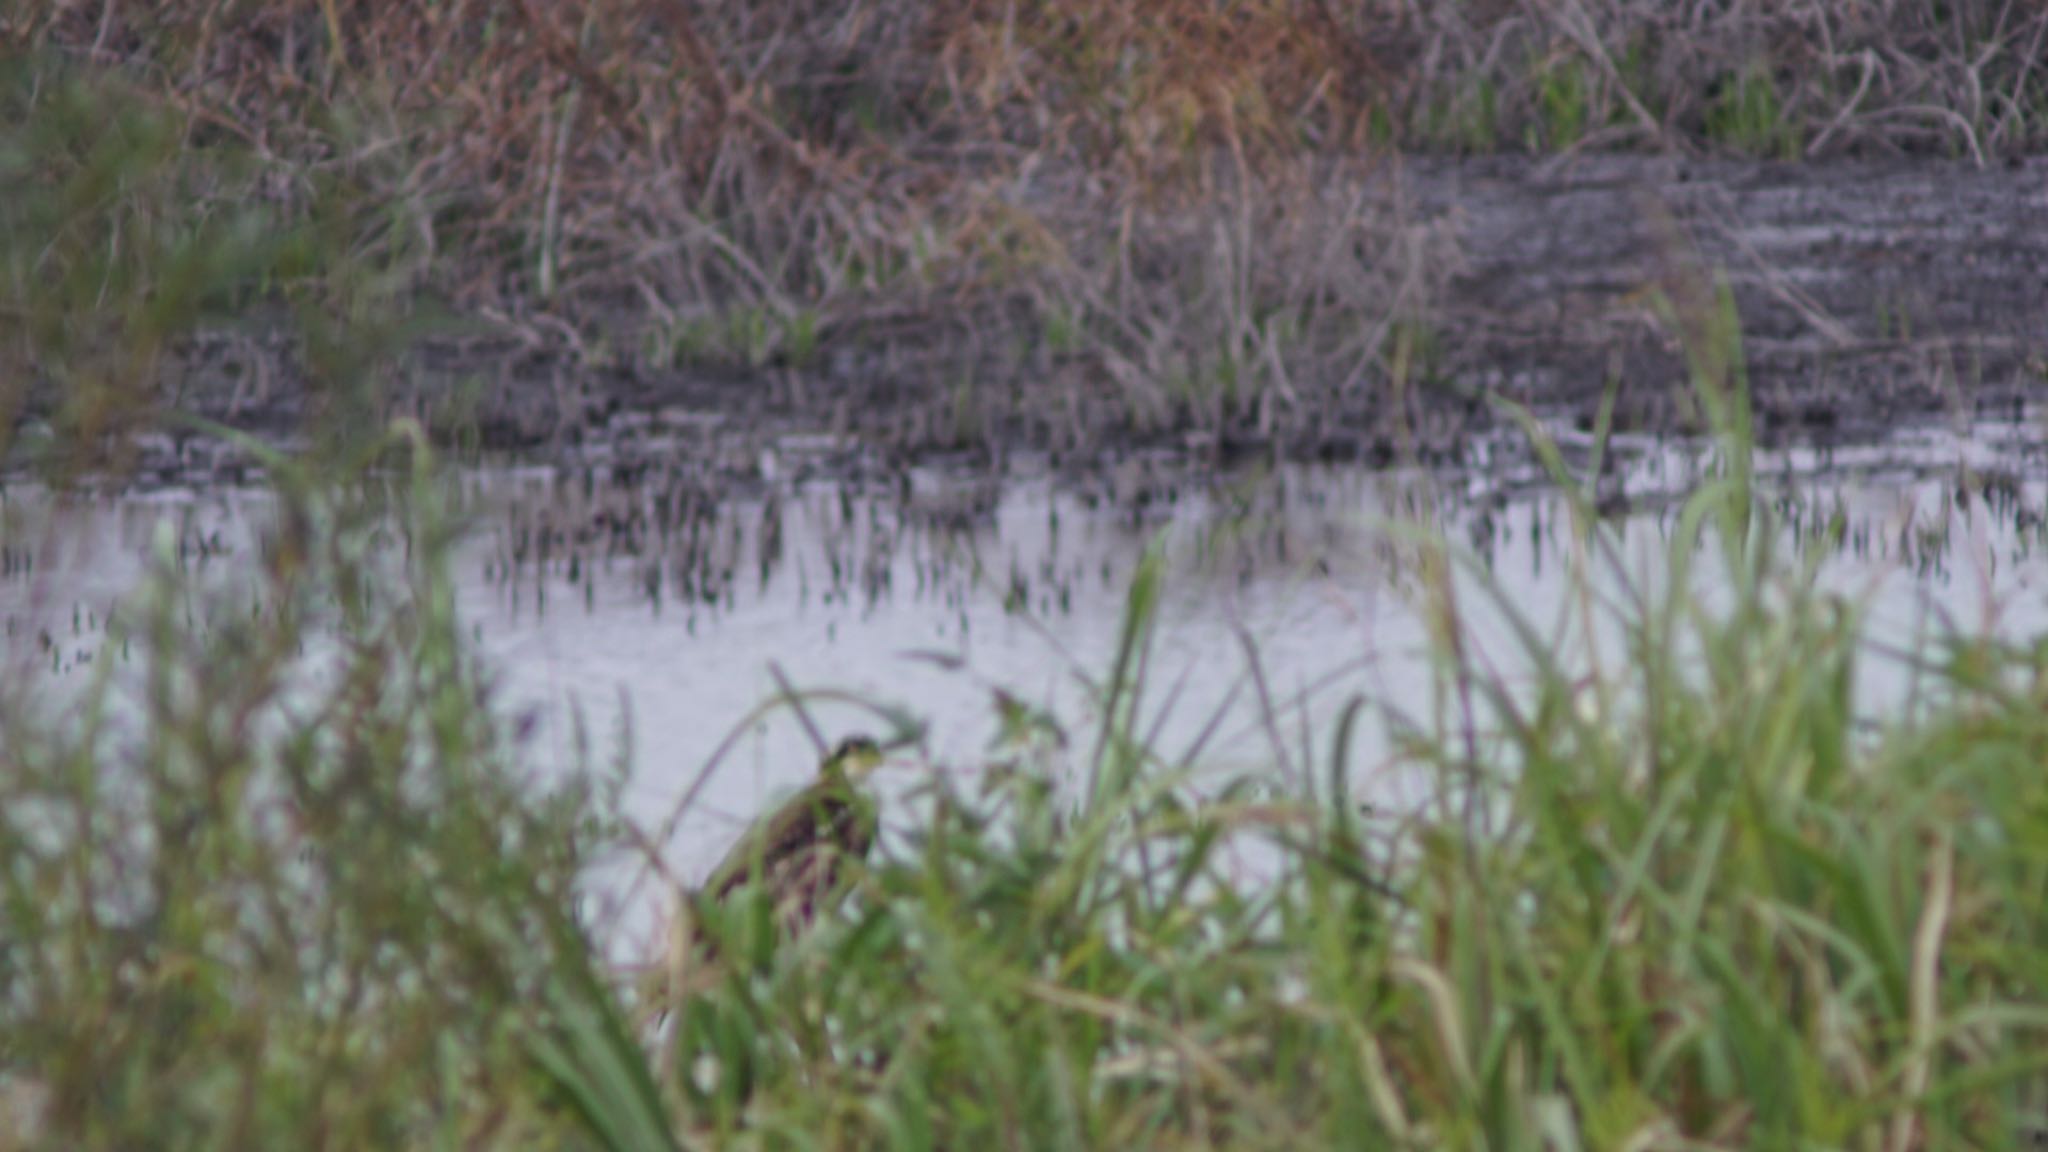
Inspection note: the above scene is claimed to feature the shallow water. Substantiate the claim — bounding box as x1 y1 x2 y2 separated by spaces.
6 416 2048 942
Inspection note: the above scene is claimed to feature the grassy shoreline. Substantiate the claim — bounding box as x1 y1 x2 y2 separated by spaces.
7 2 2047 466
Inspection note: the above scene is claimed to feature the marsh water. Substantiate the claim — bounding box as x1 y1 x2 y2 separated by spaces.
6 414 2048 943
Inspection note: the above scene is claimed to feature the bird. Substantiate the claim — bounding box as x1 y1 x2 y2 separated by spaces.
635 735 891 1039
697 734 887 940
634 735 892 1085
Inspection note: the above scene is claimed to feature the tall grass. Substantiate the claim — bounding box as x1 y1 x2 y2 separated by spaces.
0 68 610 1150
522 294 2048 1148
0 435 620 1149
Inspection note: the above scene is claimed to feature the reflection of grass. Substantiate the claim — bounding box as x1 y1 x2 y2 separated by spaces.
5 52 2048 1152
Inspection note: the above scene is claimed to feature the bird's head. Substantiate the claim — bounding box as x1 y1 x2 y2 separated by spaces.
823 735 886 782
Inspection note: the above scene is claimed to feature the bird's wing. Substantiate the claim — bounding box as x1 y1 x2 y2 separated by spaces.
703 783 843 902
829 789 878 861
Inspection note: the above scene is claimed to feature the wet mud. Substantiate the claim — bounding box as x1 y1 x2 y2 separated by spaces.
55 155 2048 488
1412 154 2048 442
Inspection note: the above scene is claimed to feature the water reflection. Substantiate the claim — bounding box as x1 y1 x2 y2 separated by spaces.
5 418 2048 925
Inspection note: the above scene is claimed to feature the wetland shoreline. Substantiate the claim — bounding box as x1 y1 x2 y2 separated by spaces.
113 155 2048 490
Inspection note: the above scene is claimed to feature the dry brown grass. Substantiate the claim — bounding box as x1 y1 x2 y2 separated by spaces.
8 0 2044 437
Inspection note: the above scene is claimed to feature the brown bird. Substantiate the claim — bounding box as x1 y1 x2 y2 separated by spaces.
641 736 888 1029
698 734 885 938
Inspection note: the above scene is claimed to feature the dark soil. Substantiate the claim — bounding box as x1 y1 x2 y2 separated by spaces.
1414 154 2048 442
96 155 2048 486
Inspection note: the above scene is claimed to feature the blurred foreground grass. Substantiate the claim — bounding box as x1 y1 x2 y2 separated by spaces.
3 62 2047 1152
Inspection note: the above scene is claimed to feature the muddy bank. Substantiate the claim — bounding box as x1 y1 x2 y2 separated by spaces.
73 155 2048 486
1411 154 2048 439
